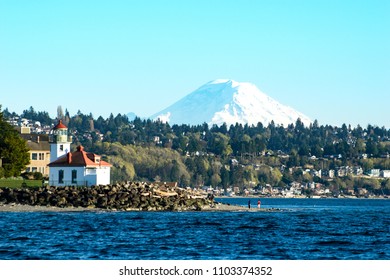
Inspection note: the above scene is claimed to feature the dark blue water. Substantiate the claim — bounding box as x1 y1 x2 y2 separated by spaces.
0 198 389 260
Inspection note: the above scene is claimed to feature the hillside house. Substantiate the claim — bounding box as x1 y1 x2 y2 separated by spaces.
380 170 390 178
368 169 380 177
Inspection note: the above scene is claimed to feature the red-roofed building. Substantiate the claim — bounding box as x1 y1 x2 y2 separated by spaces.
48 120 111 186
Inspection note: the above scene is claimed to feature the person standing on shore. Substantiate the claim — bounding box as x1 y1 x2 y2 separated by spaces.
257 199 261 209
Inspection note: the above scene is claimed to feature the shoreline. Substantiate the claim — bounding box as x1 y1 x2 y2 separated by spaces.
0 202 277 213
3 196 387 213
0 203 101 212
215 195 389 199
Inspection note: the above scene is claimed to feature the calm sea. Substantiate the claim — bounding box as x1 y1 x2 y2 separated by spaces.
0 198 389 260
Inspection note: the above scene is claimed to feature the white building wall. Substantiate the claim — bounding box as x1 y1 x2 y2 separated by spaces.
381 170 390 178
49 166 86 186
50 143 71 163
96 167 111 185
85 167 111 186
84 168 96 186
49 166 111 187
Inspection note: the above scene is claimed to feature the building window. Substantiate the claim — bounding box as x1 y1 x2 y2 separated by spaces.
86 168 96 175
59 170 64 184
72 170 77 184
60 145 64 151
39 153 44 160
31 153 38 160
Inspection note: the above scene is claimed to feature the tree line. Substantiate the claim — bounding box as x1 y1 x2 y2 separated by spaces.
0 106 30 178
1 106 390 195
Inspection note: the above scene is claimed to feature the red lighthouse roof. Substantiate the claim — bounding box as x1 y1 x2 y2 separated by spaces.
54 120 67 129
48 145 112 167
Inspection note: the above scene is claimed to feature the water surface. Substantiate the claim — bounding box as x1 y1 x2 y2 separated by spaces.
0 198 388 260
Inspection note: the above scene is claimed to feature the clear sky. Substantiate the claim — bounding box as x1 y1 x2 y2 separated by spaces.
0 0 389 128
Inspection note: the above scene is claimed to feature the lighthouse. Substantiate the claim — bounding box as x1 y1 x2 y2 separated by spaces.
48 120 111 186
49 120 72 163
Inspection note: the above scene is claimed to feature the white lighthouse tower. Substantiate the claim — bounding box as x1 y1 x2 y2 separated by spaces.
49 120 72 163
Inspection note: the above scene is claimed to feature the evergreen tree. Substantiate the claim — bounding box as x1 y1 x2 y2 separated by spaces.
57 106 64 120
0 106 30 177
366 139 379 157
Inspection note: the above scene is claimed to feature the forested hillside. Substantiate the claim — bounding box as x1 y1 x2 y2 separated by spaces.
4 106 390 196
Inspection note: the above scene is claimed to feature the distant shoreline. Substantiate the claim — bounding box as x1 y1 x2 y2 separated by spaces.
215 195 389 200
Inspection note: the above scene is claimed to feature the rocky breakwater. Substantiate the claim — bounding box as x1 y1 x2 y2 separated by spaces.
0 182 214 211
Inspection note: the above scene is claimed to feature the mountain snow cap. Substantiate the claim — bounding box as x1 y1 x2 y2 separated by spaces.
151 79 311 127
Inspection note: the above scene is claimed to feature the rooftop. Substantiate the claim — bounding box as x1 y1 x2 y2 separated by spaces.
53 120 67 130
48 145 111 167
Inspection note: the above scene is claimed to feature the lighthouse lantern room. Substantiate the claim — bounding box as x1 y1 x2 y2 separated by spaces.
49 120 72 163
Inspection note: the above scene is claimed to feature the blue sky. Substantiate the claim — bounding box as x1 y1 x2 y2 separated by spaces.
0 0 389 127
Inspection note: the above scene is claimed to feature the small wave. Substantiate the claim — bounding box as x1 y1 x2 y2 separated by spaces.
201 222 223 226
0 250 25 258
25 255 42 260
371 240 386 246
327 232 344 237
10 236 29 241
315 240 354 246
87 255 100 260
130 216 145 221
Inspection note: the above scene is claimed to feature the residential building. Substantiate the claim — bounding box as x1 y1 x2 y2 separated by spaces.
368 169 380 177
337 166 353 177
353 166 364 176
380 170 390 178
322 169 335 179
20 131 51 177
310 169 322 178
336 167 347 177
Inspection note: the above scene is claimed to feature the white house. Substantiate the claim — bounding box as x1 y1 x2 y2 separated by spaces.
368 169 381 177
381 170 390 178
48 120 111 186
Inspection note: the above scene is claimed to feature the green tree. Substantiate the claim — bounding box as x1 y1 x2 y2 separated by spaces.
170 160 181 182
210 132 232 157
361 159 374 172
210 173 222 187
220 165 230 191
0 106 30 177
381 179 390 195
366 139 379 156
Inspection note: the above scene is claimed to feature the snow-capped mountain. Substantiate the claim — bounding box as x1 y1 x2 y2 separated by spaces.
150 79 311 127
